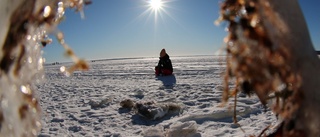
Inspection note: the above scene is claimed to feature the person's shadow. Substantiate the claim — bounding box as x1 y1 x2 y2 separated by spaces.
156 74 176 89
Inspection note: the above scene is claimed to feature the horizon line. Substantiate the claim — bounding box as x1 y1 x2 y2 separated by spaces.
44 54 227 64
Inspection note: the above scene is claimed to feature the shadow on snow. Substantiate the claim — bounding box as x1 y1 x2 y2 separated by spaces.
156 74 176 89
130 112 180 126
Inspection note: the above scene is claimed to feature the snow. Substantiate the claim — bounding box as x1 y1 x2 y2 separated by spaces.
37 55 278 137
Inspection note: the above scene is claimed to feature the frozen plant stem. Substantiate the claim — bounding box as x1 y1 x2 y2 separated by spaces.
218 0 320 136
0 0 90 136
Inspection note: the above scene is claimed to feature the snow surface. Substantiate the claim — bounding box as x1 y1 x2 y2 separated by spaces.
37 56 278 137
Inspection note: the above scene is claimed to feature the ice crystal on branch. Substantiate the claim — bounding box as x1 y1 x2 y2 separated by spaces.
0 0 90 136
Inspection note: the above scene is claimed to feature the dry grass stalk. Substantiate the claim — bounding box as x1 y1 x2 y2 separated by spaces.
0 0 91 136
217 0 320 136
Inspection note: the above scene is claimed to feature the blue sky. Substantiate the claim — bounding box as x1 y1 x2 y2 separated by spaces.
43 0 320 63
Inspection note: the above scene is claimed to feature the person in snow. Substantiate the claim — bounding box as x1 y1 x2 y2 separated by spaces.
155 48 173 76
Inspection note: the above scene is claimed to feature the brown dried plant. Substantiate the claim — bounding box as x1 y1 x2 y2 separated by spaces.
0 0 91 136
216 0 316 136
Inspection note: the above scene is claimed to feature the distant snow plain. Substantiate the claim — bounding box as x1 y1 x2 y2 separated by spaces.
37 55 278 137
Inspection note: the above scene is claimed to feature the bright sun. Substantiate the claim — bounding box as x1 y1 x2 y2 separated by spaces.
149 0 163 11
140 0 172 24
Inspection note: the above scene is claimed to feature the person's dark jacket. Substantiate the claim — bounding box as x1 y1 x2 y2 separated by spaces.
157 54 173 72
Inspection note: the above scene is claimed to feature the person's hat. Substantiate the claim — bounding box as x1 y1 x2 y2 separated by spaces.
160 48 166 57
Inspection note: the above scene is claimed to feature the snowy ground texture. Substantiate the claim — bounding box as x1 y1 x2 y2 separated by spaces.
37 56 278 137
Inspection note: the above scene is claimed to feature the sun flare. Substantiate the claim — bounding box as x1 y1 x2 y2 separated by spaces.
149 0 163 11
138 0 176 26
